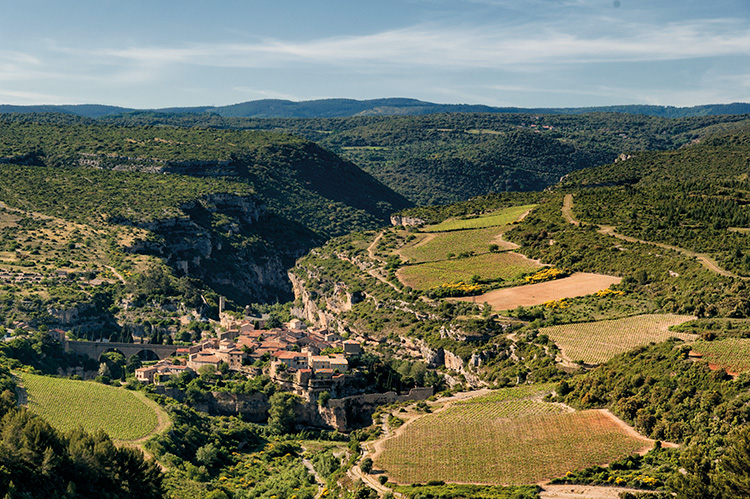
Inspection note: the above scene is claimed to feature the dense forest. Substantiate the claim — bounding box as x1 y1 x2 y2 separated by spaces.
95 111 750 205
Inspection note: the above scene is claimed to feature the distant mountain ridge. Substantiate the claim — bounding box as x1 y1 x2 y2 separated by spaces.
2 98 750 119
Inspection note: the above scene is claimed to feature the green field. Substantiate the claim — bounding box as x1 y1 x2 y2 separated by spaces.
400 226 510 264
397 252 541 290
19 372 163 441
691 338 750 374
377 385 651 485
424 205 536 232
541 314 697 365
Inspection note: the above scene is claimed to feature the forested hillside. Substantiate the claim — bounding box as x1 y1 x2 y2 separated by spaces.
98 111 750 205
0 118 410 328
3 98 750 119
561 129 750 277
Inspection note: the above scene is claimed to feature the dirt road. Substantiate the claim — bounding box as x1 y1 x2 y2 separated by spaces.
562 194 743 279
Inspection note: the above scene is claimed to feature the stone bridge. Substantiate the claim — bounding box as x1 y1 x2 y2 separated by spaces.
64 340 179 361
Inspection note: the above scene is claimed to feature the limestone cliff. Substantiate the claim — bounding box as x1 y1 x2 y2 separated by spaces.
123 192 301 303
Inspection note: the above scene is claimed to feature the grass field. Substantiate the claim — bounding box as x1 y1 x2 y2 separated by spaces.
691 338 750 374
397 252 542 290
19 372 162 441
376 385 652 485
400 226 511 264
541 314 697 365
424 205 535 232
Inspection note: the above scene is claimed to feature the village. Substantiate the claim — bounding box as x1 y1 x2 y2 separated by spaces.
133 313 363 399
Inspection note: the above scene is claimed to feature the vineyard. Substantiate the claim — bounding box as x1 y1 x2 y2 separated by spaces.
376 385 652 485
19 372 161 441
541 314 697 365
397 252 542 290
423 204 536 232
691 338 750 374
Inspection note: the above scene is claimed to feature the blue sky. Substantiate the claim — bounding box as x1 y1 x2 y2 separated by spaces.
0 0 748 108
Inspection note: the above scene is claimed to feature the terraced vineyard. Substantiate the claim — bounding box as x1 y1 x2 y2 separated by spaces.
397 252 541 290
424 204 535 232
691 338 750 374
541 314 697 365
19 372 162 441
376 385 652 485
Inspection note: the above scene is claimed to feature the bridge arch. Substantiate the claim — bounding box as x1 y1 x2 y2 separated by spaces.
98 347 127 362
64 340 179 362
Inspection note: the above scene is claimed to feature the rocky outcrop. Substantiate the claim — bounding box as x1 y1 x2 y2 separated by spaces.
288 271 364 331
120 192 294 303
153 386 432 431
398 337 484 388
390 215 427 227
317 388 433 430
80 154 239 177
47 303 95 325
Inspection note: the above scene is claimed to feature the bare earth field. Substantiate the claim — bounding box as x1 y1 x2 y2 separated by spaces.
453 273 622 310
540 484 660 499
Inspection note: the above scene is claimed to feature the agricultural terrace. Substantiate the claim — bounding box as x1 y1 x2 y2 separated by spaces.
423 204 536 232
397 252 542 291
19 372 164 441
400 226 517 264
691 338 750 375
454 273 622 311
541 314 696 365
376 385 653 485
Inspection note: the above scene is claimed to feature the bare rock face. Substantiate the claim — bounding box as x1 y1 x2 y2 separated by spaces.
390 215 427 227
288 271 362 330
47 303 95 325
120 192 295 303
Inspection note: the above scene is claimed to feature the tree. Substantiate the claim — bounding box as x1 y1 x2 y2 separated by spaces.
198 365 217 381
268 392 298 435
195 442 220 468
100 351 126 379
318 391 331 407
126 354 143 374
720 428 750 497
360 457 373 474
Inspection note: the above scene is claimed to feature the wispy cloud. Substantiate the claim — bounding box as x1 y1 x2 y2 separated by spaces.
0 1 747 107
232 87 301 101
78 17 750 73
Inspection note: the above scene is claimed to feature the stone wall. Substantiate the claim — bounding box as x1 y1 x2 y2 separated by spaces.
153 385 433 431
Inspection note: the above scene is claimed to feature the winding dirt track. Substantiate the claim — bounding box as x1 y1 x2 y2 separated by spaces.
366 231 402 292
563 194 744 279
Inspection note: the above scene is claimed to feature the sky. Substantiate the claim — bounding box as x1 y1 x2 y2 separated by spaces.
0 0 748 109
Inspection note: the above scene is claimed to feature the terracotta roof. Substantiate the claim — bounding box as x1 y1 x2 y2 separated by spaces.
273 351 307 359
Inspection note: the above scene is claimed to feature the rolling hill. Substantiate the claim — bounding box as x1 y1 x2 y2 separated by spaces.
0 117 411 324
2 98 750 119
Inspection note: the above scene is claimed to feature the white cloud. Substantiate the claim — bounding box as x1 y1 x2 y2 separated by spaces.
0 89 69 104
232 87 301 101
71 17 750 74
